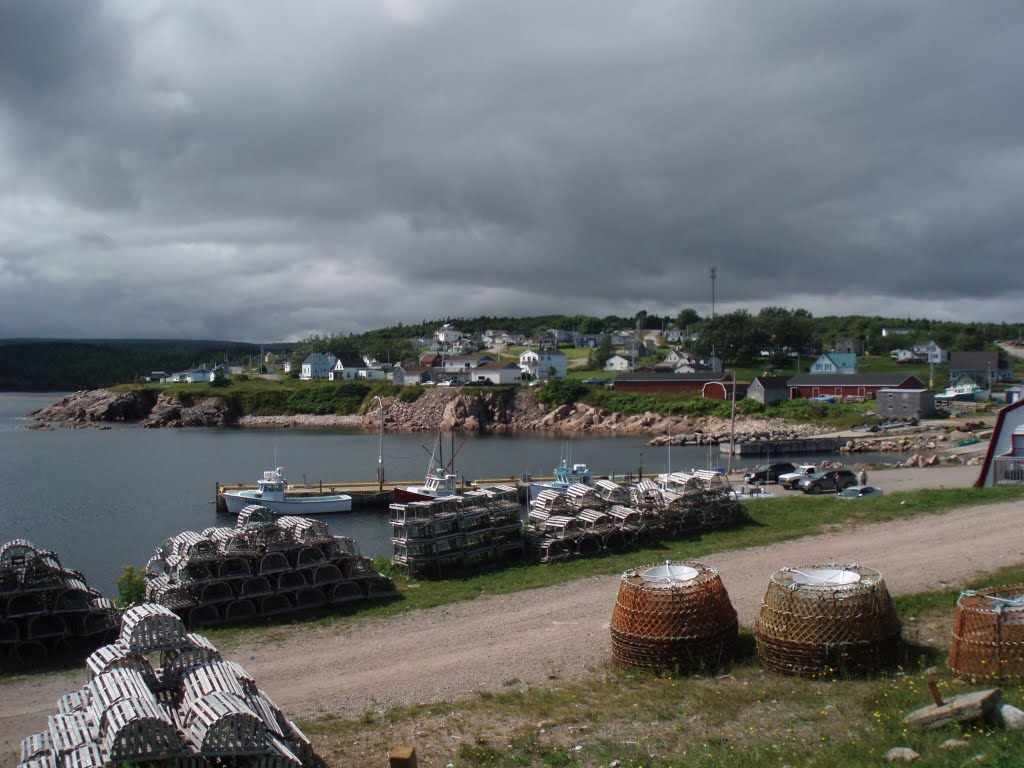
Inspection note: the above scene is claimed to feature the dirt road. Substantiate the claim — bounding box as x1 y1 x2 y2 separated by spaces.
2 464 1015 764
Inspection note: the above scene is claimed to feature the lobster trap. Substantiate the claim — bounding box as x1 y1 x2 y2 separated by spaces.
948 584 1024 682
610 561 738 674
754 564 901 678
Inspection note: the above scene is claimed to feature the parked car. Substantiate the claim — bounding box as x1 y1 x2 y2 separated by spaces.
779 465 821 489
743 462 797 485
836 485 884 499
798 470 859 494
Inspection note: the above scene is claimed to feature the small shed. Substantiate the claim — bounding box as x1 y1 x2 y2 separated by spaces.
747 376 790 405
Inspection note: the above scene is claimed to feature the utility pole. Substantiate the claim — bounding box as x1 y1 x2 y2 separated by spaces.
709 266 717 319
727 372 737 474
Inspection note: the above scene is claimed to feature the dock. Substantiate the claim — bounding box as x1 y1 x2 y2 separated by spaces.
214 472 660 514
723 437 847 457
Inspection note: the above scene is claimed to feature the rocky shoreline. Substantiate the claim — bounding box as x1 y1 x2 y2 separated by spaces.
23 388 990 464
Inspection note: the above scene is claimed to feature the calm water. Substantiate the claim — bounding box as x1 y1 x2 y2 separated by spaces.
0 393 885 598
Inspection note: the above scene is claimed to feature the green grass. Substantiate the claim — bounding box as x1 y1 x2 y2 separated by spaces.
301 563 1024 768
5 485 1021 681
215 485 1024 635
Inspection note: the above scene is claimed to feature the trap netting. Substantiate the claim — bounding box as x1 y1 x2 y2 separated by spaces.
754 564 900 678
610 561 737 674
949 584 1024 682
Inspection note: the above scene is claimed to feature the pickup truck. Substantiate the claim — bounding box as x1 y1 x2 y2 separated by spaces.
778 464 821 490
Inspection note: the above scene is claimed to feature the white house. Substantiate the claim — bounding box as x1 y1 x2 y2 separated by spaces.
809 353 857 375
912 340 948 364
471 362 522 385
890 349 916 363
519 348 568 379
604 353 636 372
300 352 337 380
186 367 217 384
881 328 912 337
328 354 369 381
435 324 462 346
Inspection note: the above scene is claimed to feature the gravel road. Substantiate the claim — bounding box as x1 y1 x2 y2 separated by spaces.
3 463 1016 766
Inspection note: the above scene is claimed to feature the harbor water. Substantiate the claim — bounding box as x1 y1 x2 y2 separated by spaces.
0 393 891 597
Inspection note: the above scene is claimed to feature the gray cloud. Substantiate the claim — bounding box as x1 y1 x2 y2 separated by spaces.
0 0 1021 341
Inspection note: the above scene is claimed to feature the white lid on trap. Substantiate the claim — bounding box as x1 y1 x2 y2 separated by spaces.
640 563 699 585
791 568 861 586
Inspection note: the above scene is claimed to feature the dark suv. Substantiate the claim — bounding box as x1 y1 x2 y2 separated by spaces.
742 462 797 485
798 470 858 494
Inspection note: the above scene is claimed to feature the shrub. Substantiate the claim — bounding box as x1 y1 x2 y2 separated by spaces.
285 382 372 415
116 564 146 608
537 378 590 406
399 386 424 403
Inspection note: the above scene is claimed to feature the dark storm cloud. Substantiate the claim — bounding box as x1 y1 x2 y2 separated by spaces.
0 0 1021 341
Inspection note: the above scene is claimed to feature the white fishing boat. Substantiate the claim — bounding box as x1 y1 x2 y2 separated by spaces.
936 378 991 403
221 467 352 515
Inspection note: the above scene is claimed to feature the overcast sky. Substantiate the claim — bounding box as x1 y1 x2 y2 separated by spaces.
1 1 1021 342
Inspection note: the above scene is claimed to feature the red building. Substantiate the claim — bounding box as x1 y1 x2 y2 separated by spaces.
611 372 733 394
787 374 926 400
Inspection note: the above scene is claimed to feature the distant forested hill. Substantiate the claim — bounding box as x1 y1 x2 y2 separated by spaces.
0 339 275 391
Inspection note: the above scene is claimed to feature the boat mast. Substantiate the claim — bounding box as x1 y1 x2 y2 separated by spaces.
374 396 385 492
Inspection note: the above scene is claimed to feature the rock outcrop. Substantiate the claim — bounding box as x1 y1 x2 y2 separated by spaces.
139 392 233 428
27 389 157 426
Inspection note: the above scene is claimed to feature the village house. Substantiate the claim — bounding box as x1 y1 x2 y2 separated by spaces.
328 353 369 381
519 348 568 379
808 352 857 375
435 324 462 346
441 353 494 376
912 340 948 364
574 333 605 348
390 365 432 386
833 338 864 356
604 353 637 372
470 361 523 386
300 352 337 380
949 351 1014 385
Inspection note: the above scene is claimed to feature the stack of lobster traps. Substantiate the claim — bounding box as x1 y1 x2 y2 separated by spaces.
754 564 901 677
949 584 1024 682
145 506 397 626
0 539 118 660
390 485 523 577
523 473 745 564
17 603 321 768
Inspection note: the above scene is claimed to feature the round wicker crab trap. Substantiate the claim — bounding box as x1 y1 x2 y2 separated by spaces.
610 561 737 674
949 584 1024 682
754 564 901 678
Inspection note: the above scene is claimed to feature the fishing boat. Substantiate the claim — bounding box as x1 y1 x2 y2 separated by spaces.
220 467 352 515
529 458 596 496
936 378 991 403
392 430 465 503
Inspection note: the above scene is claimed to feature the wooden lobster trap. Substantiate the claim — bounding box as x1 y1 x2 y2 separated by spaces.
754 564 900 677
949 584 1024 682
610 561 737 674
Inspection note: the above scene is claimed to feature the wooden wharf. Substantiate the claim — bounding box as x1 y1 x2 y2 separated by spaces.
215 472 664 513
